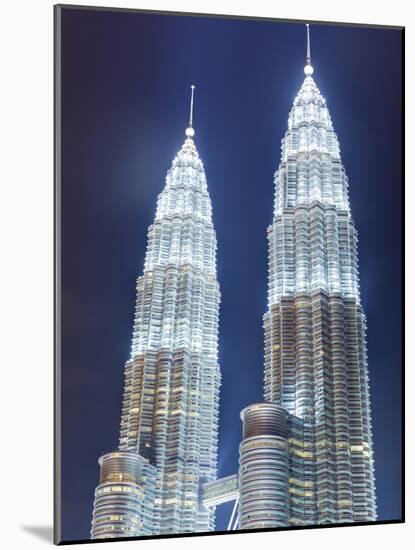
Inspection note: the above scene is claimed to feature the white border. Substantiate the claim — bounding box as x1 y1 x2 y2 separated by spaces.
0 1 412 549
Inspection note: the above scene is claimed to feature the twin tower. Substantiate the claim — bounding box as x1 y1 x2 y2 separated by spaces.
90 26 377 539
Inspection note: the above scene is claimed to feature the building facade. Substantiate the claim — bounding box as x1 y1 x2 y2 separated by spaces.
91 89 222 538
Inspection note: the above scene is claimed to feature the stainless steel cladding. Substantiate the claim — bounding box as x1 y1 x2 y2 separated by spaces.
241 403 288 439
238 403 289 529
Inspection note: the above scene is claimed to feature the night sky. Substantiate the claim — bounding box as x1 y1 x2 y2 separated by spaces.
59 6 403 542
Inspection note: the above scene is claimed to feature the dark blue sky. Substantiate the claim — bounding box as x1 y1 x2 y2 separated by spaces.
59 6 403 542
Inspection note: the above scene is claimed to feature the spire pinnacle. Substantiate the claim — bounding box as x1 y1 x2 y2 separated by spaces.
304 24 314 76
185 85 195 138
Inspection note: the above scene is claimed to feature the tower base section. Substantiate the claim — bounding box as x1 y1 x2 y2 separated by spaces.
90 450 156 539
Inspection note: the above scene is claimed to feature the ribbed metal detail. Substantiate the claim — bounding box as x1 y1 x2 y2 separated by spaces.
91 451 156 539
238 403 290 529
99 451 143 484
240 403 287 440
238 434 289 529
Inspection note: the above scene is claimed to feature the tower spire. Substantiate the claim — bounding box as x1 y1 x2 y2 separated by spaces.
186 85 195 138
304 24 314 76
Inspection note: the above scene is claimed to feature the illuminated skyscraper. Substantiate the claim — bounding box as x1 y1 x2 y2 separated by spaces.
203 25 377 528
262 25 377 524
91 87 221 538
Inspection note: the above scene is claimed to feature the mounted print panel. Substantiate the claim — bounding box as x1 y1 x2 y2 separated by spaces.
54 4 404 545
